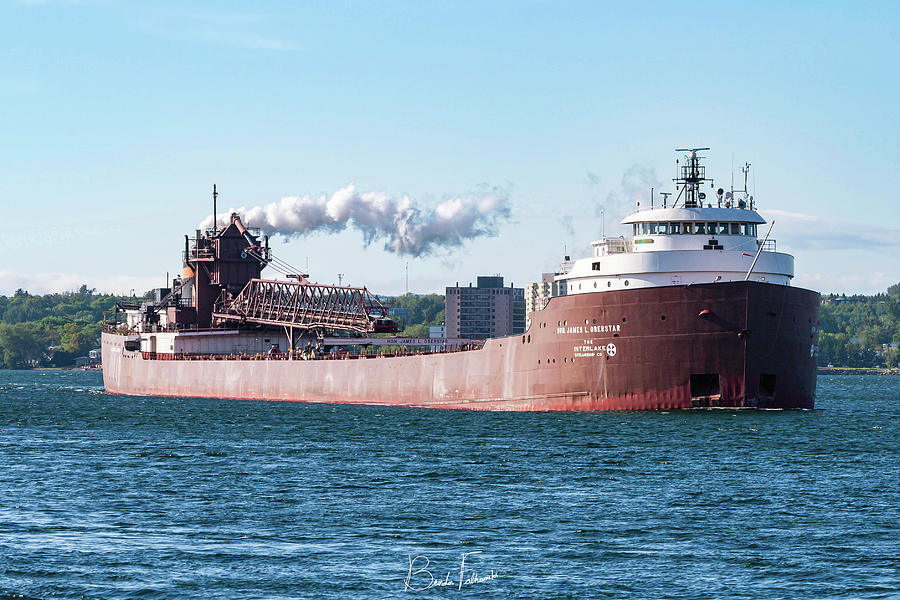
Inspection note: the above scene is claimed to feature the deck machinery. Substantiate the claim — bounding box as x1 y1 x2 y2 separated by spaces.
115 212 409 352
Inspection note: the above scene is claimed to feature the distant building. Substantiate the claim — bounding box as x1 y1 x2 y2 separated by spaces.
446 276 525 339
525 273 568 328
525 273 554 315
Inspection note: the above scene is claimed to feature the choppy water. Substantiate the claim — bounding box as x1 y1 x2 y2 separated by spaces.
0 370 897 599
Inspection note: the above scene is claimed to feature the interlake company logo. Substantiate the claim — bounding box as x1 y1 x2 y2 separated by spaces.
404 551 498 591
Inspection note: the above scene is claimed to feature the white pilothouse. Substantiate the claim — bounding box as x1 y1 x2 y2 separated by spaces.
558 148 791 294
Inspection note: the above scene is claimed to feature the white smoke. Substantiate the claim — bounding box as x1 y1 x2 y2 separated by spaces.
200 184 511 257
594 164 664 219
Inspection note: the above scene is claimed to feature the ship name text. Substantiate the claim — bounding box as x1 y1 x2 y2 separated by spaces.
556 324 622 335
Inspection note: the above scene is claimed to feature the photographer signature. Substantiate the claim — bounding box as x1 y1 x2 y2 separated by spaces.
404 551 498 591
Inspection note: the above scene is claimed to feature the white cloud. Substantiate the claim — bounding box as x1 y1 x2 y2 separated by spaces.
793 271 896 296
764 209 821 222
137 10 298 52
760 209 900 250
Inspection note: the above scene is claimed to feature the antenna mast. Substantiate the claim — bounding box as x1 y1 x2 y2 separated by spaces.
673 147 711 208
741 162 753 209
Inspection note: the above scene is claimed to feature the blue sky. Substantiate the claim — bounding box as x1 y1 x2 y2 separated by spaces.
1 0 898 296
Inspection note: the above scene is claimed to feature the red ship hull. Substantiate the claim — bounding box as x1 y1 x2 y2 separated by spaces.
102 281 819 410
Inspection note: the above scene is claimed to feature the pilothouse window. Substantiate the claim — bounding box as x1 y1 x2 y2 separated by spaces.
632 220 757 236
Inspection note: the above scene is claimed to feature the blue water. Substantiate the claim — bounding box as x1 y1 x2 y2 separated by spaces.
0 371 897 599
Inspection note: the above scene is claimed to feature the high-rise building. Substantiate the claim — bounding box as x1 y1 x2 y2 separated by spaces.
525 273 557 328
445 276 525 339
525 273 555 310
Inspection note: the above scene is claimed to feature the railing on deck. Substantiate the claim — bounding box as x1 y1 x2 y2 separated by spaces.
597 237 631 256
139 343 484 362
757 239 776 252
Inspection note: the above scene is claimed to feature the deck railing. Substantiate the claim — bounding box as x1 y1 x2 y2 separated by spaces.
138 344 484 362
758 239 776 252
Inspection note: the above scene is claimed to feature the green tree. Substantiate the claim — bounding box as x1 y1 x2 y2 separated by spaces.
0 322 45 368
400 323 429 338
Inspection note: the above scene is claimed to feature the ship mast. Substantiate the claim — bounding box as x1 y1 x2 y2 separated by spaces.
673 147 711 208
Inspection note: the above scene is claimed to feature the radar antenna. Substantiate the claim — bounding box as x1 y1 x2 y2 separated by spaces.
673 147 712 208
740 162 754 209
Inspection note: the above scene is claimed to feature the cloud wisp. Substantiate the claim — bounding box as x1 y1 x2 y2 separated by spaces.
593 164 664 220
0 270 163 297
138 10 298 51
762 209 900 250
200 184 512 257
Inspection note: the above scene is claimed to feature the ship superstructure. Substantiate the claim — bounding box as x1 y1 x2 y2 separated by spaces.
103 149 820 410
115 209 406 356
559 149 788 294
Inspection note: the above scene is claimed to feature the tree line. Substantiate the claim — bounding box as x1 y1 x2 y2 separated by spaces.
387 293 446 338
0 286 145 368
0 287 447 368
817 286 900 368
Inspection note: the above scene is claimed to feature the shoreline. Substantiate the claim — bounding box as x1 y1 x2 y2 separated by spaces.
819 367 900 376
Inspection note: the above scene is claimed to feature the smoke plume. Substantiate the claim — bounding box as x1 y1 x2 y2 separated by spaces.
200 184 511 257
593 165 663 219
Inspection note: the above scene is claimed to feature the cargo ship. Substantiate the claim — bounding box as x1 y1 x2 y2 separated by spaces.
102 148 820 410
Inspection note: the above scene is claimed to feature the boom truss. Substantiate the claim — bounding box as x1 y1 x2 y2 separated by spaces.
212 278 390 333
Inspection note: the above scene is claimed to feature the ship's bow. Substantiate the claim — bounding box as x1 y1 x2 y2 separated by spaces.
741 283 819 409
